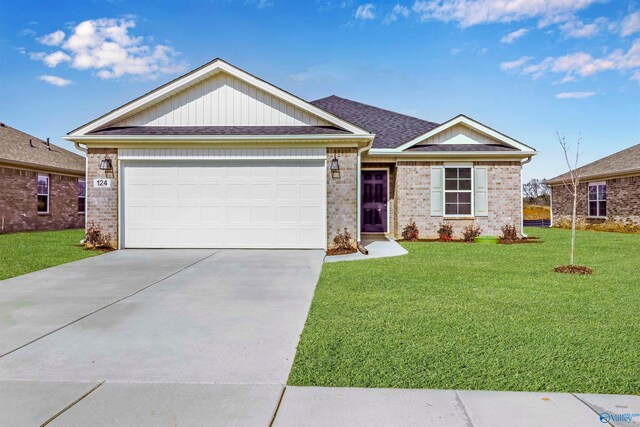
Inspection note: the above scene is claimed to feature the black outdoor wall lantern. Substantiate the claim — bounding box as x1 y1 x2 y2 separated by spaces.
99 158 113 172
330 154 340 178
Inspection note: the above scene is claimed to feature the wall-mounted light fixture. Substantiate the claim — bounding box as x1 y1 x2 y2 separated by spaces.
99 158 113 175
330 154 340 178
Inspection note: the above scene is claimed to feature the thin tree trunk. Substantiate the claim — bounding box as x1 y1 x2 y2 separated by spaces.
570 187 577 265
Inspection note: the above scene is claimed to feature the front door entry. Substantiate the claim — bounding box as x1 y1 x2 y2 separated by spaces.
361 170 388 233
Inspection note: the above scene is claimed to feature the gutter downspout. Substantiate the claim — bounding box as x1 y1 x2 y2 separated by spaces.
356 137 375 252
520 156 533 238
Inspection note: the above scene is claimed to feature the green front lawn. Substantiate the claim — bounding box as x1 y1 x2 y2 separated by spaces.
289 228 640 394
0 229 98 280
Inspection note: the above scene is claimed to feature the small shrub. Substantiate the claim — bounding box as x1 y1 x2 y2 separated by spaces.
463 223 482 242
85 222 113 249
501 224 519 241
402 220 420 241
438 222 453 241
332 228 354 251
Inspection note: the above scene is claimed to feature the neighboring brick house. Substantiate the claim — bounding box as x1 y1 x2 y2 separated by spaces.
65 58 536 250
0 123 86 233
547 144 640 232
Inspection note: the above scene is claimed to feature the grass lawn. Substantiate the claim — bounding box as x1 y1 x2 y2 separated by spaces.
0 229 99 280
289 228 640 394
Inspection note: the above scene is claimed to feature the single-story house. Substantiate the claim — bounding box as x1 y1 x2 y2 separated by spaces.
547 143 640 232
65 58 537 249
0 123 86 233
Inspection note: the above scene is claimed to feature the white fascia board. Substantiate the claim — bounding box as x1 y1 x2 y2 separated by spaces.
393 115 536 152
368 148 538 158
64 134 374 143
71 59 370 136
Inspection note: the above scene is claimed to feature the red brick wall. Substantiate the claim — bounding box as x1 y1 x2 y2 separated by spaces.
86 148 118 247
0 166 85 233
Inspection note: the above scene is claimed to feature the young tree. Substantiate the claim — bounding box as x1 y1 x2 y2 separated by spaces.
557 133 581 266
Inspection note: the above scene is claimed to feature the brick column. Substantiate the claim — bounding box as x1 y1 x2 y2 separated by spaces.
87 148 118 248
326 148 357 247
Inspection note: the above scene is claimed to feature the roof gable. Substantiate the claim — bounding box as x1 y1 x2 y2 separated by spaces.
0 123 84 173
70 59 369 136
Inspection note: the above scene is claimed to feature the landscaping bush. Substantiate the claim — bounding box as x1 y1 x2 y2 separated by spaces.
401 220 420 241
501 224 518 241
462 223 482 242
437 222 453 241
85 222 113 249
332 228 354 251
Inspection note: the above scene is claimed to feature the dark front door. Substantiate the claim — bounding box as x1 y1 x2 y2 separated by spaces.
361 170 388 233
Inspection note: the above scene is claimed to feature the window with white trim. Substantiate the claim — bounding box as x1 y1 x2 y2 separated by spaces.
37 174 50 213
444 167 473 216
78 178 86 213
588 182 606 217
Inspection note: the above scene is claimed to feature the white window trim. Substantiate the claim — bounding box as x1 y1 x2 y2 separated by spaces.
37 173 50 214
78 178 86 214
587 181 607 218
443 165 475 218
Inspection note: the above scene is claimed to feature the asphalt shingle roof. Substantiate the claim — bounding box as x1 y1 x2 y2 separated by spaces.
0 123 85 174
547 143 640 183
405 144 517 152
311 95 440 149
89 125 350 136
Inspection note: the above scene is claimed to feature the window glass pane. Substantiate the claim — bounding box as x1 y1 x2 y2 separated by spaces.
78 197 86 213
445 180 458 190
459 168 471 179
599 185 607 200
588 185 597 200
445 168 458 179
38 177 49 195
78 180 86 197
459 204 472 215
37 195 48 212
459 193 471 203
445 204 457 215
459 179 472 191
599 201 606 216
589 201 598 216
445 193 458 203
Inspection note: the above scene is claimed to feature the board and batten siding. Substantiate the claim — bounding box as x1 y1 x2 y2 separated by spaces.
118 147 326 160
114 72 332 128
416 123 503 146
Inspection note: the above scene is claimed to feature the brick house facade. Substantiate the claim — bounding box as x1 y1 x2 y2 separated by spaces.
67 59 536 250
548 144 640 233
0 124 85 234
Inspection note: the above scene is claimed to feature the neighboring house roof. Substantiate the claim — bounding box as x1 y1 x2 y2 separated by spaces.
0 123 85 174
311 95 440 149
89 125 350 136
547 143 640 184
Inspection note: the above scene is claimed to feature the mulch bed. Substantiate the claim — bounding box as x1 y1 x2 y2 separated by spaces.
554 265 593 275
398 238 470 243
499 237 543 245
326 247 358 256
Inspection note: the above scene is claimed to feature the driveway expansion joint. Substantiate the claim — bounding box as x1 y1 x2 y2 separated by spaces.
40 381 104 427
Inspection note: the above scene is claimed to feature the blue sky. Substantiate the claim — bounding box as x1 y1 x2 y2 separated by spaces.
1 0 639 181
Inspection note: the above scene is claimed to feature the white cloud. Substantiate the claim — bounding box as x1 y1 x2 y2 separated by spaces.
30 17 186 80
559 17 608 38
411 0 599 28
384 4 410 24
556 91 596 99
620 12 640 37
503 39 640 82
500 56 532 71
450 47 463 55
501 28 528 43
355 3 376 20
38 30 65 46
38 75 72 87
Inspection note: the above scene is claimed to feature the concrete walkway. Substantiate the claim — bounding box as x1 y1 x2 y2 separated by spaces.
325 234 408 263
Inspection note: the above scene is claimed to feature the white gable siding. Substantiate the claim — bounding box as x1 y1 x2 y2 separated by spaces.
417 123 504 146
114 72 332 127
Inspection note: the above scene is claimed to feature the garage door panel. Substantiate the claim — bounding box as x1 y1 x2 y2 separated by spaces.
123 158 325 248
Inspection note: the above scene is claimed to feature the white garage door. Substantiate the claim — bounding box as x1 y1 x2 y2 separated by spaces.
121 158 326 249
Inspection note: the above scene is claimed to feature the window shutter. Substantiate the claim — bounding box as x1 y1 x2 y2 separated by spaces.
430 166 444 217
474 166 489 217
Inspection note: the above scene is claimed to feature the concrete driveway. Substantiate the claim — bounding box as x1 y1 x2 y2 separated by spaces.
0 249 324 425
